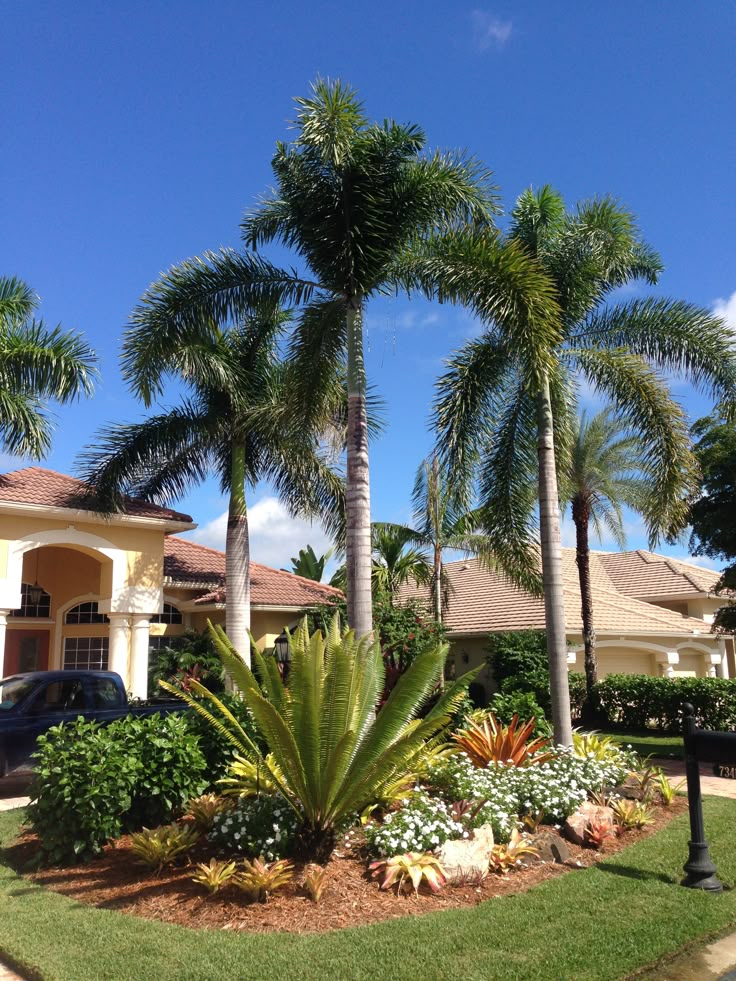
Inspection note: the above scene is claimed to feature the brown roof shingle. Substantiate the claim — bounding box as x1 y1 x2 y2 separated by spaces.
596 549 723 598
0 467 192 523
402 550 711 637
164 536 343 608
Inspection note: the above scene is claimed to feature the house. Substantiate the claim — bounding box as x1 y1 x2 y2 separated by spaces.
0 467 342 696
410 550 733 699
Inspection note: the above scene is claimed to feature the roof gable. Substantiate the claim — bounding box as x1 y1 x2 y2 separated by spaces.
596 549 723 598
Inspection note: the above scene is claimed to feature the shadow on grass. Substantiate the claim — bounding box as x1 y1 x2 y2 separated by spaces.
595 862 676 885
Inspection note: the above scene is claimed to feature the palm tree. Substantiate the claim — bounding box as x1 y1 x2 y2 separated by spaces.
371 523 432 601
432 188 736 745
121 80 500 638
0 276 96 456
79 306 343 663
287 545 334 582
562 408 682 703
376 454 496 624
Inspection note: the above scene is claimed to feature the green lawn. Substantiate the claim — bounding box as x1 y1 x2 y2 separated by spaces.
600 729 684 760
2 802 736 981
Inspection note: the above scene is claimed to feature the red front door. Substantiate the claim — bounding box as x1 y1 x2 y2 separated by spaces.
4 629 50 675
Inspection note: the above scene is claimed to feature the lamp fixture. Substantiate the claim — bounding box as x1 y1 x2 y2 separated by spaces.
273 630 290 665
27 551 44 607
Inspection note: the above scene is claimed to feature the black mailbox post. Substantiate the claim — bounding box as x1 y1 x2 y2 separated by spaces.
681 702 735 893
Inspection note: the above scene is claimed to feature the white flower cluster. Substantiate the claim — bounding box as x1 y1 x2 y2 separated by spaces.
427 745 636 839
364 791 465 858
209 794 299 861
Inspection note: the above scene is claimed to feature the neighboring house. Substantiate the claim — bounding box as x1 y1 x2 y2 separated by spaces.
403 550 733 702
0 467 342 696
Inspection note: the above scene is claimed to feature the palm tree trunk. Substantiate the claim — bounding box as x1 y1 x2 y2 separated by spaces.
433 544 445 687
345 296 373 639
225 442 251 665
536 376 573 746
572 493 597 705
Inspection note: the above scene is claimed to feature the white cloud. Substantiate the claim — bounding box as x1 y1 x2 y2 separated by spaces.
713 290 736 331
470 11 513 50
189 496 334 571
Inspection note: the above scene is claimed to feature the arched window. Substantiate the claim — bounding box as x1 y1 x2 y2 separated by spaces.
11 583 51 618
65 601 109 625
151 603 183 625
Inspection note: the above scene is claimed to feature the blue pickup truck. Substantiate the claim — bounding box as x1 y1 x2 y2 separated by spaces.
0 670 185 776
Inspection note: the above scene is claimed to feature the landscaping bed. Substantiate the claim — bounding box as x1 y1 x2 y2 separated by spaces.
6 797 688 933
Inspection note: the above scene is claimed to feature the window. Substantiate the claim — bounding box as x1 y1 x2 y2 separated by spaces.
65 602 109 625
151 603 183 625
0 677 36 710
29 679 87 714
63 637 109 671
11 583 51 619
88 676 121 709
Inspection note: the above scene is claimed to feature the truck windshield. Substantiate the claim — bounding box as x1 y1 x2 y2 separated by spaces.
0 677 36 710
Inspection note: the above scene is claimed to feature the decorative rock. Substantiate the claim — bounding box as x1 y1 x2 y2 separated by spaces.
532 831 571 864
563 802 615 847
612 775 644 800
438 823 495 883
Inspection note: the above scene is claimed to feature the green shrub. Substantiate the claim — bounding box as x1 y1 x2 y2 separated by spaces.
148 628 226 697
568 673 587 720
488 691 552 739
594 674 736 732
29 712 207 864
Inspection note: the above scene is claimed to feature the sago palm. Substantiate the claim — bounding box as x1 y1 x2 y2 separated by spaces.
562 408 680 701
165 618 471 860
0 276 96 457
376 453 496 623
431 187 736 745
79 306 343 661
122 79 500 637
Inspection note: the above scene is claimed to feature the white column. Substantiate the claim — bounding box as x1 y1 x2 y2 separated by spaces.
108 614 130 685
129 616 151 700
705 651 722 679
0 611 9 676
717 639 730 680
656 651 679 678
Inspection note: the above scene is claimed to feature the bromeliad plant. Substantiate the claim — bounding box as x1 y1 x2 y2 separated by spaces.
129 824 199 873
235 857 294 903
163 618 472 860
452 712 554 768
370 852 447 895
191 858 238 895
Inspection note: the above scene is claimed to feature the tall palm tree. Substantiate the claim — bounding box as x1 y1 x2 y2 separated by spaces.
371 523 432 601
79 306 343 663
376 454 496 624
561 408 682 702
119 80 501 638
0 276 96 456
431 188 736 745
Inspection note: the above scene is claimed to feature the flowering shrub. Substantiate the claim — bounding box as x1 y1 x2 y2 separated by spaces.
209 795 299 861
427 744 637 840
364 791 465 858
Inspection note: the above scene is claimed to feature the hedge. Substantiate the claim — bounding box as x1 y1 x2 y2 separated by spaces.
594 674 736 733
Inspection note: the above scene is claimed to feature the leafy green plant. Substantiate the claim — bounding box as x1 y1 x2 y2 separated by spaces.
303 865 329 902
489 830 539 872
187 794 232 832
612 799 656 831
129 824 199 873
452 713 554 768
165 618 472 860
148 629 226 696
656 772 685 806
369 852 447 895
191 858 238 894
488 692 552 739
594 675 736 732
235 857 294 902
573 729 625 764
208 794 299 861
29 717 140 864
219 753 285 798
184 692 262 784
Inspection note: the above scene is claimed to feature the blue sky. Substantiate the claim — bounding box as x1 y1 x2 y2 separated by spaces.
3 1 735 570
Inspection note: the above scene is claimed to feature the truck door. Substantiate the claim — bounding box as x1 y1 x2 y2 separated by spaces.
9 677 89 769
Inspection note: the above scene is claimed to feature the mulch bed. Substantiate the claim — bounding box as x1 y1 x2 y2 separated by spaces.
5 797 688 934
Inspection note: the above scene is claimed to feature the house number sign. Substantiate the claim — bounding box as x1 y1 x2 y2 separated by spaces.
713 763 736 779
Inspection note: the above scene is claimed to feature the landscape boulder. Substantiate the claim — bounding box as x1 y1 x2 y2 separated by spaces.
438 823 495 883
563 802 615 847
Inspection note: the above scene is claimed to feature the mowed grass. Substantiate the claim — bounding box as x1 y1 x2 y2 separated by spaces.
600 729 684 759
1 800 735 981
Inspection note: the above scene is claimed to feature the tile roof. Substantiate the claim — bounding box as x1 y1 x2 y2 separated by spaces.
164 536 343 608
401 550 711 637
0 467 192 522
596 549 723 598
